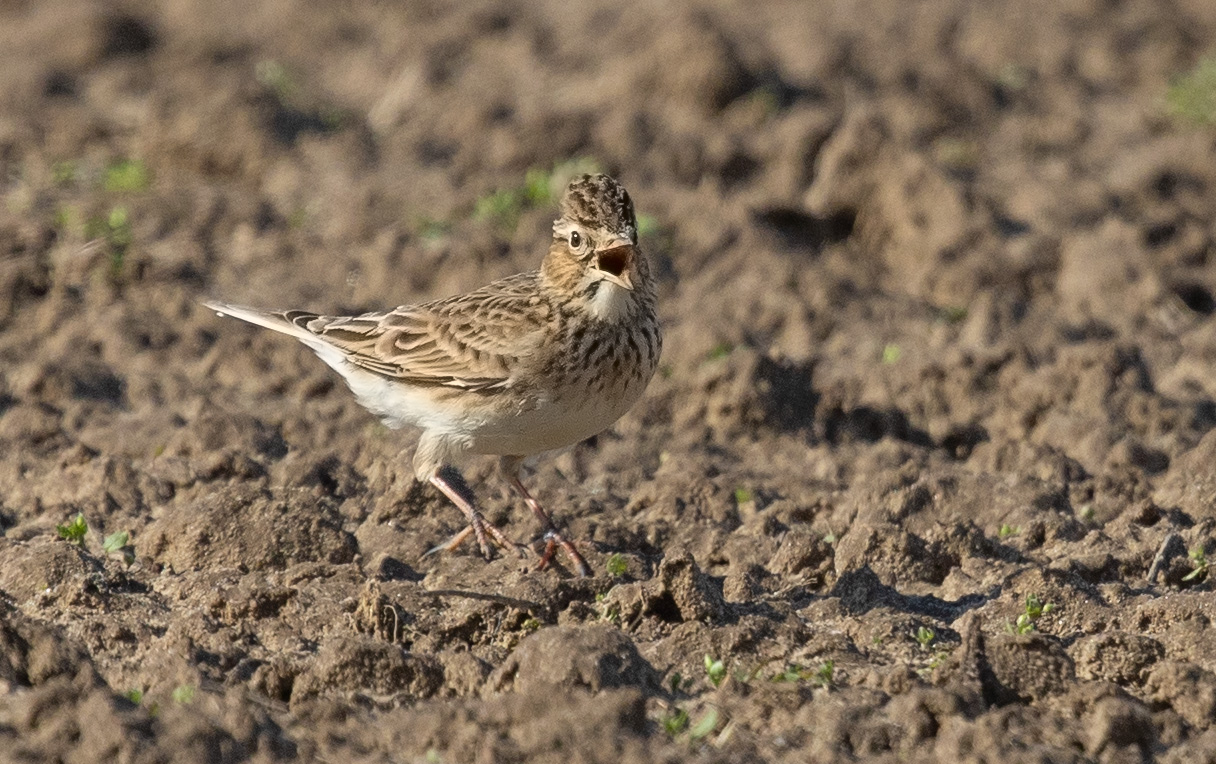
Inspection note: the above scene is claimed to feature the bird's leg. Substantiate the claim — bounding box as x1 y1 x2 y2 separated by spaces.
425 465 524 561
500 457 592 577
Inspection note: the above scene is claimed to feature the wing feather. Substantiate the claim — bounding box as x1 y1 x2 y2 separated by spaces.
280 272 548 391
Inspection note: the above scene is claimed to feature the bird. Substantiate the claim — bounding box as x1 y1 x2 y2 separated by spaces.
204 173 661 577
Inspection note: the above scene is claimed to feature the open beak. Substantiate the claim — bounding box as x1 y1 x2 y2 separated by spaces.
594 243 635 291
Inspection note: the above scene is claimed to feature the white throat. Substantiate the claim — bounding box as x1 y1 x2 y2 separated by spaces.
587 280 632 322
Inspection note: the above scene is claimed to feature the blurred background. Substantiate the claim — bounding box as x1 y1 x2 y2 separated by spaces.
3 0 1216 761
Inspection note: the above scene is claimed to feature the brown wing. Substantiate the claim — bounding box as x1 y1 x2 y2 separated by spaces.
286 272 550 391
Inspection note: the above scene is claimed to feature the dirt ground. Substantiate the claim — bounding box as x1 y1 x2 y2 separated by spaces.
2 0 1216 761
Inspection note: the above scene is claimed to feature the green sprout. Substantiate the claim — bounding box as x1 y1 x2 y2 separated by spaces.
812 660 834 688
917 650 952 678
523 167 554 206
123 688 144 704
704 655 726 688
998 524 1021 539
56 514 88 546
171 684 196 704
474 158 602 231
881 343 902 364
688 707 720 741
938 305 969 324
52 160 78 186
414 216 451 246
636 213 660 237
103 530 134 565
287 208 309 229
1167 57 1216 126
103 159 151 193
706 342 733 361
473 188 524 229
1008 593 1057 635
913 626 935 649
1182 545 1209 582
606 553 628 578
255 59 300 105
661 708 689 736
770 661 834 688
733 488 754 505
84 206 133 282
521 617 541 633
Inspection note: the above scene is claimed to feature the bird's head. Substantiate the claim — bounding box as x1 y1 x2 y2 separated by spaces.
543 175 648 314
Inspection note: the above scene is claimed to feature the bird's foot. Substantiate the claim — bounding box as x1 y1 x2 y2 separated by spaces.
537 529 592 578
422 512 528 562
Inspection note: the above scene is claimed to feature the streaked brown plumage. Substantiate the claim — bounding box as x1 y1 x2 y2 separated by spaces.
205 174 661 576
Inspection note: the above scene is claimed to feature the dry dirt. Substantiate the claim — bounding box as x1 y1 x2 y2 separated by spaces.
3 0 1216 762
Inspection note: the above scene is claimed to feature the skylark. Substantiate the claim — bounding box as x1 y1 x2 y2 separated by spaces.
205 174 661 576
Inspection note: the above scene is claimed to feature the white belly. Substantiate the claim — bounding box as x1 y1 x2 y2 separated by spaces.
334 357 650 458
466 379 648 456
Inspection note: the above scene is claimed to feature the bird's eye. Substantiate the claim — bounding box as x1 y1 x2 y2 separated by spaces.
568 231 582 250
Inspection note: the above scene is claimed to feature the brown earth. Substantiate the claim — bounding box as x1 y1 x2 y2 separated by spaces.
2 0 1216 761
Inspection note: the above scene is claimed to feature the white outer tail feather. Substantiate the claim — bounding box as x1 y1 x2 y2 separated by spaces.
202 300 350 375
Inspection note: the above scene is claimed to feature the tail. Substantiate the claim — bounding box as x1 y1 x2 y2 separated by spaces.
203 299 352 374
202 300 316 340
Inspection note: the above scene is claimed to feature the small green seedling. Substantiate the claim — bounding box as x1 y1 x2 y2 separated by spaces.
661 708 689 736
636 213 660 237
770 660 834 689
706 342 734 361
103 530 135 566
812 660 834 688
881 343 902 364
255 59 300 105
103 158 151 193
102 530 128 551
84 206 133 282
1182 545 1209 582
704 655 726 688
606 553 628 578
1008 593 1056 635
668 671 684 695
123 688 144 704
473 188 523 229
52 160 78 186
998 524 1020 539
688 707 720 741
414 217 450 245
938 305 969 324
917 650 951 678
287 208 309 229
770 665 806 683
914 626 935 649
56 514 88 546
599 600 621 625
822 532 838 546
1167 57 1216 126
171 684 196 704
520 617 541 633
733 488 754 506
474 158 602 231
